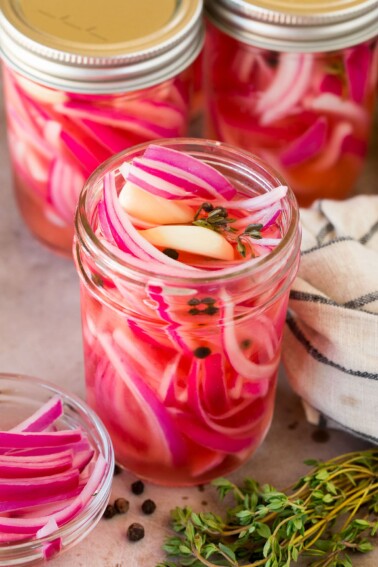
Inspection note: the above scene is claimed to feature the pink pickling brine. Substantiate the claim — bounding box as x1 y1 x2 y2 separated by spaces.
74 140 301 486
203 22 378 207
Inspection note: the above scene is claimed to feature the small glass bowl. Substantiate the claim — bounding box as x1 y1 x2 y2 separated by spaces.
0 372 114 566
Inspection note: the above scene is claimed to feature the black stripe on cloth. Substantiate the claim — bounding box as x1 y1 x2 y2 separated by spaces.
316 201 335 245
360 220 378 245
285 312 378 380
343 291 378 309
302 218 378 256
301 237 354 256
290 290 337 306
316 222 334 245
289 290 378 315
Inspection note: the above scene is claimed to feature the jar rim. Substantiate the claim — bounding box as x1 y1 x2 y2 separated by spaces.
205 0 378 52
74 138 301 287
0 0 203 93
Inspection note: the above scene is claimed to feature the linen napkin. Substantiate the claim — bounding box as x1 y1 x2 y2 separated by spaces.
282 195 378 442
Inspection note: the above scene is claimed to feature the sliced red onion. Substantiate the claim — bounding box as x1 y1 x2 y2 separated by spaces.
312 121 353 171
220 290 279 381
11 396 63 433
127 157 218 200
257 53 314 125
0 469 80 500
0 429 82 449
223 185 287 211
60 129 109 177
308 93 369 126
48 157 85 224
144 145 237 200
0 452 73 478
280 117 328 167
97 331 187 467
102 172 198 273
147 284 193 354
319 74 343 96
344 44 372 104
57 101 183 139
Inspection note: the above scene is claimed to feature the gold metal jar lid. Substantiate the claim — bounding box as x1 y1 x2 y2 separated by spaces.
0 0 203 92
205 0 378 52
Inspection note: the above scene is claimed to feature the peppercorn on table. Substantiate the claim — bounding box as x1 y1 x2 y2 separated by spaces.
0 78 378 567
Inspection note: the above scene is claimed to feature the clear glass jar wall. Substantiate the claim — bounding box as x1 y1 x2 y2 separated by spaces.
2 66 194 254
204 22 378 207
0 0 203 255
74 139 301 486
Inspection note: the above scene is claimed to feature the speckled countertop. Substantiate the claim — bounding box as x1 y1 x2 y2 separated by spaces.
0 78 377 566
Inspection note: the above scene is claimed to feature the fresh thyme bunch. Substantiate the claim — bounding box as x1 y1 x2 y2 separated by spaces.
157 450 378 567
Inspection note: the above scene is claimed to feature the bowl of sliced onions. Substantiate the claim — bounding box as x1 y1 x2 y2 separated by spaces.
0 373 114 566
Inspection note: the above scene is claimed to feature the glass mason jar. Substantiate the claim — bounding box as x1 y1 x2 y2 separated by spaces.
0 0 203 255
204 0 378 207
73 138 301 486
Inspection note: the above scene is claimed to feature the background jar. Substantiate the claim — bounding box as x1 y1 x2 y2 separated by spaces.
0 0 203 255
73 138 301 486
204 0 378 207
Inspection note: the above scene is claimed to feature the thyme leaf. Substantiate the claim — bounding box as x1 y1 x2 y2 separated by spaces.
158 450 378 567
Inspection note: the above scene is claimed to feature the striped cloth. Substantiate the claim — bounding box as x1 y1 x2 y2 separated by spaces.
282 195 378 443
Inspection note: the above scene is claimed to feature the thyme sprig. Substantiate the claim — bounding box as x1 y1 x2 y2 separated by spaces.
193 203 237 234
157 450 378 567
192 204 263 258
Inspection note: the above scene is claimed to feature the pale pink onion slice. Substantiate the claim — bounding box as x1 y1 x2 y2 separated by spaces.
221 185 287 211
257 53 314 125
220 290 279 381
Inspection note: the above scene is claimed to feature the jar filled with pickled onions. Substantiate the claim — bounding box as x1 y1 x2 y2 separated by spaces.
0 0 203 254
204 0 378 207
73 138 301 485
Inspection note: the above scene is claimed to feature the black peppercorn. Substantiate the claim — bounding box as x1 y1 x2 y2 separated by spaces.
113 463 123 476
202 202 214 212
162 248 179 260
187 298 201 306
203 305 219 316
103 504 116 519
193 346 211 359
127 523 145 542
114 498 130 514
141 499 156 515
131 480 145 495
188 307 201 316
201 297 215 305
240 339 251 350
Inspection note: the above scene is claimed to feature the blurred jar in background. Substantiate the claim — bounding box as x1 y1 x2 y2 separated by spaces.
0 0 203 255
204 0 378 207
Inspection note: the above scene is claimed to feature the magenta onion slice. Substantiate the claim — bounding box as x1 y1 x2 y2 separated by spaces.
0 429 82 449
0 469 80 501
0 397 108 546
143 144 237 200
280 117 328 167
11 396 63 433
